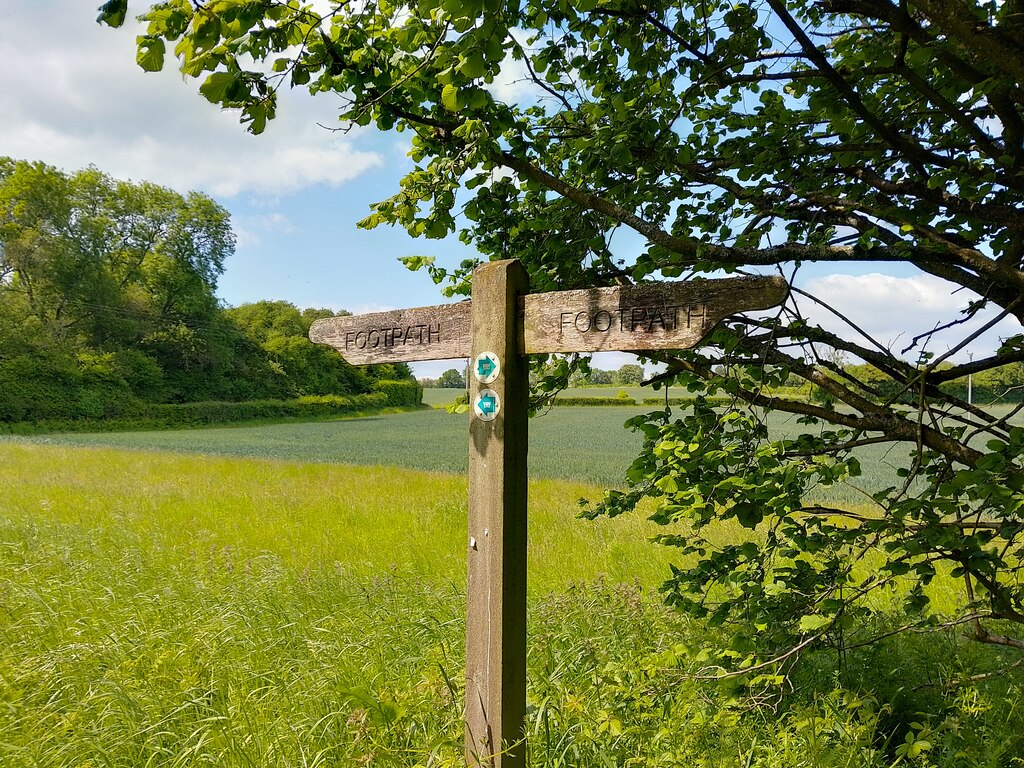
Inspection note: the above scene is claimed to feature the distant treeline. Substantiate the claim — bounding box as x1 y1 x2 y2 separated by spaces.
840 362 1024 404
419 363 650 389
0 158 418 424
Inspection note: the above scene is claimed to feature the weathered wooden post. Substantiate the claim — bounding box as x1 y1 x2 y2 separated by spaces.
465 260 529 768
308 264 789 768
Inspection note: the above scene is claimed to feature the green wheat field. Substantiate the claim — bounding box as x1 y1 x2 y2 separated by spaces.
1 406 1023 766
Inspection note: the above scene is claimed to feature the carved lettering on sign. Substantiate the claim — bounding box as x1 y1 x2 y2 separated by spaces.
521 275 788 354
342 323 442 351
309 303 472 364
309 276 788 363
557 304 708 335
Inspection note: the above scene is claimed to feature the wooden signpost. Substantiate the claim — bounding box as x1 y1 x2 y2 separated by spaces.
310 263 788 767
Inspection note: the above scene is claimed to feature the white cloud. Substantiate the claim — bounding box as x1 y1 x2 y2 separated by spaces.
798 272 1021 361
485 28 546 105
233 212 296 248
0 3 381 199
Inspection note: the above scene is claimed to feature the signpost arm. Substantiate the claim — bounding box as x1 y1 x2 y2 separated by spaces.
306 265 787 768
466 259 530 768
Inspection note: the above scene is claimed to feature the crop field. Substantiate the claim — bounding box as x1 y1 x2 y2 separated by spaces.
15 407 645 486
3 406 1024 766
421 387 466 407
17 403 1022 501
422 386 667 407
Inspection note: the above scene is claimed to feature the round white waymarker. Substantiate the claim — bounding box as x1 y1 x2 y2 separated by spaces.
473 388 501 421
473 352 501 384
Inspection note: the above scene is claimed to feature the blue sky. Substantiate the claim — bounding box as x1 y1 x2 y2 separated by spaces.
0 1 493 375
0 1 1015 377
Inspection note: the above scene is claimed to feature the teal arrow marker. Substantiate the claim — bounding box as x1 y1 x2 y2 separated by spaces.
474 387 500 421
478 393 497 415
477 356 496 379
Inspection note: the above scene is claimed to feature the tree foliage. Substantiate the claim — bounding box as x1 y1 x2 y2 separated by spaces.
0 159 408 421
567 362 648 386
0 158 249 414
224 300 404 395
616 364 646 386
105 0 1024 676
436 367 467 389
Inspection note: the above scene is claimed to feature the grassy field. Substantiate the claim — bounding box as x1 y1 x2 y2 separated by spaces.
421 386 671 407
13 407 646 486
0 443 670 592
1 442 1023 766
13 403 996 501
5 404 1024 765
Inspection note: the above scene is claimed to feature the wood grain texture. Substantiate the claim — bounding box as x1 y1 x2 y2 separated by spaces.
465 260 530 768
309 275 788 364
520 275 788 354
307 303 471 364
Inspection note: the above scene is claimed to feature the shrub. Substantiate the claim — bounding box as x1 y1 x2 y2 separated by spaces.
0 393 397 434
146 394 390 427
372 379 423 408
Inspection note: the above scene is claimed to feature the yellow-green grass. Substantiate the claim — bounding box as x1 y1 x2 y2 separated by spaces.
2 443 1023 767
5 404 936 498
0 443 673 594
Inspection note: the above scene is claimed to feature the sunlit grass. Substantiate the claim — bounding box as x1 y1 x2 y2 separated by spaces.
0 443 673 594
0 404 948 497
1 442 1022 766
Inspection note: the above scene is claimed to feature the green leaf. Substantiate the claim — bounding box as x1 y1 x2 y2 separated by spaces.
200 72 237 104
458 52 487 79
399 255 436 271
798 614 831 633
96 0 127 27
733 503 763 528
441 84 463 112
136 36 166 72
242 101 269 134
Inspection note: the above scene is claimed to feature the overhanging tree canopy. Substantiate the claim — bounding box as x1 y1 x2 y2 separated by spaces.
100 0 1024 673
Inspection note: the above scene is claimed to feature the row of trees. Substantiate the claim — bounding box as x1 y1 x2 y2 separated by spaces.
422 362 649 389
569 363 647 387
420 367 468 389
0 158 410 422
846 361 1024 404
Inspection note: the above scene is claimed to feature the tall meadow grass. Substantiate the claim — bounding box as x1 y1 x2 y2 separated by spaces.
1 443 1022 766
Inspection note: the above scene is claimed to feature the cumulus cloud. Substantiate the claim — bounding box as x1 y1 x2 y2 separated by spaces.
0 3 381 199
233 213 297 248
798 272 1021 361
485 28 548 105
